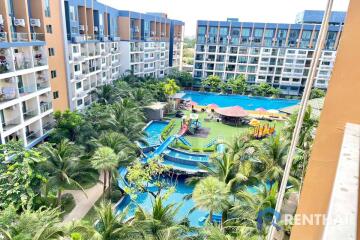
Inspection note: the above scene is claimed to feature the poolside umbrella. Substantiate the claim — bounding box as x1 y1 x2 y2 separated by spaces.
267 109 279 114
215 106 248 118
249 118 261 127
255 107 267 113
207 103 219 109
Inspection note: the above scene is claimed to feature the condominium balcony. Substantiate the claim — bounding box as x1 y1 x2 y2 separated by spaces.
40 102 52 113
26 129 41 145
14 58 32 71
0 86 17 102
2 114 22 132
23 108 38 121
0 32 8 42
42 121 55 134
19 85 37 96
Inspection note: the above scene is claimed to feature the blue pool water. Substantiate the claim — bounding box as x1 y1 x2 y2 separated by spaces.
116 175 207 227
182 91 299 110
142 121 169 146
164 148 209 162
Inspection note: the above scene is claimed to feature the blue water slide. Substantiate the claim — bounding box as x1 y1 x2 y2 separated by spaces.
179 136 192 146
146 135 177 160
117 167 129 190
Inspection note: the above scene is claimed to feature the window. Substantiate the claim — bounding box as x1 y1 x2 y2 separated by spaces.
264 29 274 38
198 26 206 35
241 28 251 37
44 0 51 17
74 64 80 72
48 48 55 56
76 82 82 89
77 99 83 106
69 6 77 21
53 91 59 99
254 29 263 38
51 70 57 78
46 25 52 33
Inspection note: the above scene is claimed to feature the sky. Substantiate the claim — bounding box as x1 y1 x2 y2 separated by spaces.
98 0 349 37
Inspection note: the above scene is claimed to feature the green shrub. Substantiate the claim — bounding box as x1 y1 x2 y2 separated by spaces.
160 119 176 140
192 147 201 152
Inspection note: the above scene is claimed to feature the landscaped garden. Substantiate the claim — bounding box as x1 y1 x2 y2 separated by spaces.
0 71 320 239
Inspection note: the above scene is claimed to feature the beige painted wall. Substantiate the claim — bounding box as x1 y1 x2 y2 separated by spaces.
291 0 359 239
44 0 70 111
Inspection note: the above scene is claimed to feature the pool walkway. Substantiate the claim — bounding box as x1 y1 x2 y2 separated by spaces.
62 172 106 224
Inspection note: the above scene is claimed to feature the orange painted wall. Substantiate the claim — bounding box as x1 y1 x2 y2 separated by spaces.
44 0 70 111
290 1 359 239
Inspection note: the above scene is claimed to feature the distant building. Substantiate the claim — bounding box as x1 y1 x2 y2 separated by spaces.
193 10 346 96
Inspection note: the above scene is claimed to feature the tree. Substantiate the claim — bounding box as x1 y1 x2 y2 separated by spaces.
94 201 140 239
92 84 119 105
168 69 193 87
91 147 119 197
192 177 230 223
124 158 174 199
51 110 84 142
106 99 146 142
202 75 222 92
163 78 180 97
268 87 281 98
310 88 326 99
0 204 64 239
230 182 278 238
258 135 294 185
0 141 46 209
133 196 189 239
40 139 97 206
228 74 247 94
252 83 272 97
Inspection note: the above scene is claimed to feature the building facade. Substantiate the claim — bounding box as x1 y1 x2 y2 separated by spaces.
193 10 345 96
0 0 184 147
0 0 56 147
63 1 184 110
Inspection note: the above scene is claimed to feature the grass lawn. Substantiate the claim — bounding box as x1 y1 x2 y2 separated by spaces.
168 110 285 149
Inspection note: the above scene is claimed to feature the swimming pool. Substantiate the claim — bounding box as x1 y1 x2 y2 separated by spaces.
141 121 169 147
116 175 207 227
182 91 299 110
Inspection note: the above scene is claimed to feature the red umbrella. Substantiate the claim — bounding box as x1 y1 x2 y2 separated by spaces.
215 106 248 117
190 101 198 107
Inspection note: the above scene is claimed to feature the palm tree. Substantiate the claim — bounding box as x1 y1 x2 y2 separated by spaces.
283 105 318 151
130 88 154 106
93 131 137 155
224 134 257 162
258 135 289 185
40 139 97 206
106 99 146 142
133 196 189 239
230 182 278 238
92 84 119 105
94 201 140 239
192 177 230 223
91 146 119 197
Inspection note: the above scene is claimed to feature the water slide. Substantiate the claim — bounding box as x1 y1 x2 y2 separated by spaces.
179 136 192 146
146 123 189 160
117 167 129 190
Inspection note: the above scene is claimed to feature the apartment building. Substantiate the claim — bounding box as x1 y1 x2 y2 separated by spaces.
63 1 184 110
193 10 345 96
0 0 184 147
0 0 56 147
118 11 184 79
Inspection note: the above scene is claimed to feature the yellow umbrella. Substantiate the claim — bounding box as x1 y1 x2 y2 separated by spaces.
249 118 261 127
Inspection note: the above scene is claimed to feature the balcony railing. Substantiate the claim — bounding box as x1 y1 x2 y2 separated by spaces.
0 32 7 42
11 32 30 42
31 33 45 41
23 109 38 120
43 121 55 134
2 116 22 131
26 129 41 144
40 102 52 113
19 85 37 95
0 87 17 102
37 81 50 90
15 58 32 71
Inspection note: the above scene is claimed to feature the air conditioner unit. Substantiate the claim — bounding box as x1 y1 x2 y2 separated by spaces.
151 31 155 36
134 27 140 33
14 18 25 27
79 25 85 31
94 26 98 32
248 37 254 41
272 38 277 41
161 32 165 37
30 18 41 27
0 15 3 25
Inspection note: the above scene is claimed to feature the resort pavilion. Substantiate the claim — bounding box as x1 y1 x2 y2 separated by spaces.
215 106 249 125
